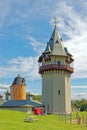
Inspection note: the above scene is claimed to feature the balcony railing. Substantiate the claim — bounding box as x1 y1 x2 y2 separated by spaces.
39 64 74 74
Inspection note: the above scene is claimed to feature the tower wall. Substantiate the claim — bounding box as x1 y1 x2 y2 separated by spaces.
65 75 71 113
42 70 71 114
10 86 13 100
11 84 26 100
42 73 53 113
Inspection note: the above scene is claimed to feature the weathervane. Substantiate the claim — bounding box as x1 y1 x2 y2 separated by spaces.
53 16 58 26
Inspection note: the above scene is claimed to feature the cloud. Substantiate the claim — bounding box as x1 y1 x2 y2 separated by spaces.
0 0 52 28
0 56 40 81
72 94 87 100
64 32 87 79
71 85 87 100
0 34 45 82
0 0 70 30
0 1 33 29
0 0 10 28
0 83 9 89
72 92 87 100
0 83 10 96
72 86 87 89
51 2 87 79
53 1 87 38
27 36 45 54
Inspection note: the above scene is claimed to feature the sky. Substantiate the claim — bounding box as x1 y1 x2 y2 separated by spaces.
0 0 87 100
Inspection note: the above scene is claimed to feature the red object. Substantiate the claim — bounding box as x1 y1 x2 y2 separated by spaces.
34 107 43 115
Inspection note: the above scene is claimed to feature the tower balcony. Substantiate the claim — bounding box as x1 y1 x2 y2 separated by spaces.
39 64 74 74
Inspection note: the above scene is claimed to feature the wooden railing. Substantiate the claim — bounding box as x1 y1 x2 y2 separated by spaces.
39 64 74 74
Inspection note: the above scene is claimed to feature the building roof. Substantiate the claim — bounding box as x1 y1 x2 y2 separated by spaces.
64 47 72 56
1 100 41 107
44 25 66 56
12 74 26 86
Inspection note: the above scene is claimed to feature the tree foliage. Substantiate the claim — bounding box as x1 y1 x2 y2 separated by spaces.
72 99 87 111
33 95 42 102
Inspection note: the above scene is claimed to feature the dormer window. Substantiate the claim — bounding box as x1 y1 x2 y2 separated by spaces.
45 54 49 58
55 40 59 44
50 37 53 40
44 53 51 61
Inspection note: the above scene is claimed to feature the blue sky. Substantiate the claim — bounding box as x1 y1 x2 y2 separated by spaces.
0 0 87 99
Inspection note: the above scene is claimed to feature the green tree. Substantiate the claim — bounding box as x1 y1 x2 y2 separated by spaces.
33 95 42 102
72 99 87 111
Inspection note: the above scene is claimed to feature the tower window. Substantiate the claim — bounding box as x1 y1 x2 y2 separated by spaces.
58 90 61 95
57 61 61 65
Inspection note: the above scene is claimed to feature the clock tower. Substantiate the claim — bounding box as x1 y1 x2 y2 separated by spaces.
38 20 74 114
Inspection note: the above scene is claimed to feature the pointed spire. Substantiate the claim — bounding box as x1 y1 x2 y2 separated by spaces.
44 17 66 56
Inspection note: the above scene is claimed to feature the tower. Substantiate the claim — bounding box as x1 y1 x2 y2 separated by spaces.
38 21 74 114
10 75 26 100
5 91 10 100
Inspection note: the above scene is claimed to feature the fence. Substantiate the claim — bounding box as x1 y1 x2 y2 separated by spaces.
58 112 87 127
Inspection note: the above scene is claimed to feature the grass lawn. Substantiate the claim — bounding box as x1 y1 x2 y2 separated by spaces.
0 109 87 130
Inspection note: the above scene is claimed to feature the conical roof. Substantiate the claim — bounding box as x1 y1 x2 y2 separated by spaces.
12 74 26 85
44 25 66 56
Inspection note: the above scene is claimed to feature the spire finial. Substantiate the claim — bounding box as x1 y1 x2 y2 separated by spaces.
18 74 20 77
53 16 58 26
